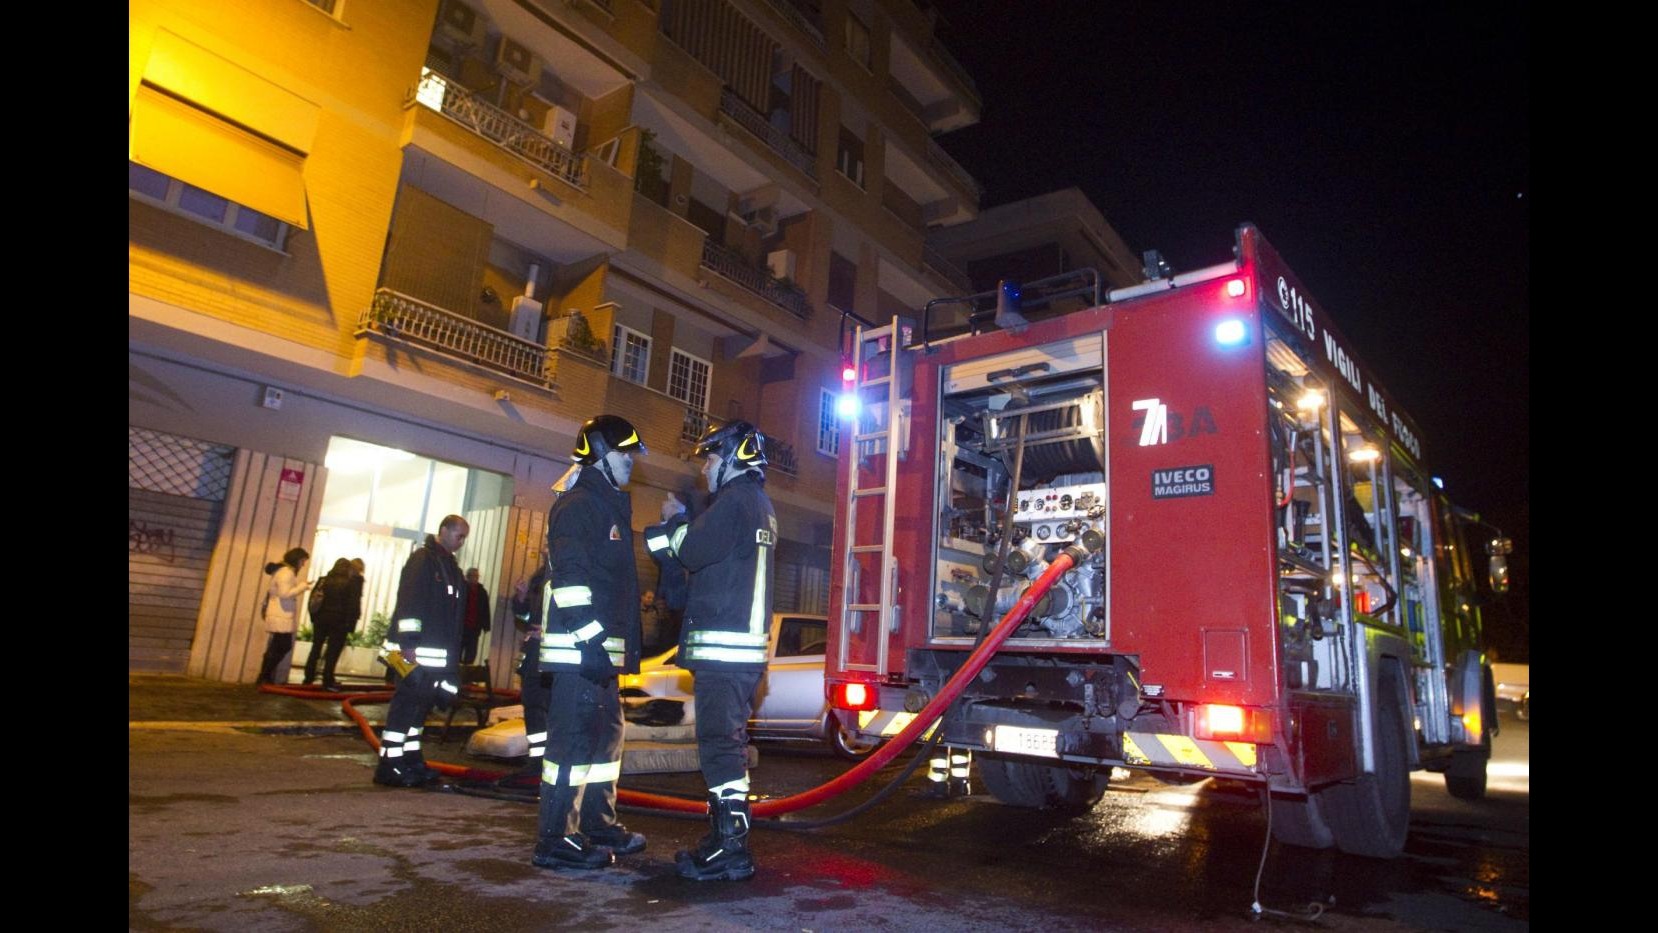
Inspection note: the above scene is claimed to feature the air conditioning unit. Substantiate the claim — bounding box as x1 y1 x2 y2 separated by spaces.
743 205 779 236
543 105 578 150
437 0 485 48
496 37 541 86
767 248 797 281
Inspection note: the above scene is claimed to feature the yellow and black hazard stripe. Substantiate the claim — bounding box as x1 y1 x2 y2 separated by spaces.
855 708 939 741
1121 731 1257 772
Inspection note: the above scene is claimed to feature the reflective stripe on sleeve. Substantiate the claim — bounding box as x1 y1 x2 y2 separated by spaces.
397 619 422 633
574 621 604 642
646 534 669 552
416 656 447 667
413 647 449 660
525 732 548 744
669 524 688 554
551 586 593 607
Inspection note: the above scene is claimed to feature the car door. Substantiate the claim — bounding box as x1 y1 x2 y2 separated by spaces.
752 615 828 733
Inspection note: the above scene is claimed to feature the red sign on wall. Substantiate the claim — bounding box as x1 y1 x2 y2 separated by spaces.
278 467 305 501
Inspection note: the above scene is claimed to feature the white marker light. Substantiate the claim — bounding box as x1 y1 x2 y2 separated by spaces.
835 394 860 419
1214 319 1247 345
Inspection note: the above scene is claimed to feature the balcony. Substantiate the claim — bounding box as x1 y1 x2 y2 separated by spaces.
925 138 982 203
411 69 586 190
719 89 816 180
681 407 799 476
357 288 552 387
700 239 810 319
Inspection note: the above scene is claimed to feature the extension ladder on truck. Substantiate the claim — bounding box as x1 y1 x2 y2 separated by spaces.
837 318 908 678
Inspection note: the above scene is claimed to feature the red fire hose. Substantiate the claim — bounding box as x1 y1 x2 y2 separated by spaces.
270 539 1090 812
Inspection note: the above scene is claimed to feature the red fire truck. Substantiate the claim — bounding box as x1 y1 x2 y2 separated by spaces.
825 224 1513 858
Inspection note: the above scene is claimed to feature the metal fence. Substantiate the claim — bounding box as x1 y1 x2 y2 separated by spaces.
412 70 586 189
700 239 811 319
719 89 817 179
357 289 551 386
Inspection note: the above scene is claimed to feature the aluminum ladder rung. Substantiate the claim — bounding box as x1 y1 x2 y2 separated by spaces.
846 603 882 612
850 544 885 554
853 486 887 498
855 430 888 442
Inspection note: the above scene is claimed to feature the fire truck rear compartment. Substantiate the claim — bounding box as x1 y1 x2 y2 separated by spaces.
933 338 1110 643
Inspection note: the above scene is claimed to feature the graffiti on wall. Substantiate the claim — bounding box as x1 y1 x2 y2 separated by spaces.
129 520 176 563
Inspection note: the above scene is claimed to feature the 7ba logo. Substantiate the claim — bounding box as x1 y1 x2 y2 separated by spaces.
1130 398 1217 446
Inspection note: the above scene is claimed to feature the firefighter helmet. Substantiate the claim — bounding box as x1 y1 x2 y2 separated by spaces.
573 414 646 464
693 420 767 469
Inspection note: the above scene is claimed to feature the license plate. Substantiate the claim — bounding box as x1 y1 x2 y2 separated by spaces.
992 724 1059 758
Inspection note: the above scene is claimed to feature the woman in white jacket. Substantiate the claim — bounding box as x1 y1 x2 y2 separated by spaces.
255 547 312 685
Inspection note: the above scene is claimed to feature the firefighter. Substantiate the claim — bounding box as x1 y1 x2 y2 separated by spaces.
374 515 470 787
645 420 776 882
530 415 647 870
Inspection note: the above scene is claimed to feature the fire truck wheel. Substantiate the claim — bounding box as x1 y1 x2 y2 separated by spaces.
1324 668 1411 858
827 718 880 761
977 755 1109 813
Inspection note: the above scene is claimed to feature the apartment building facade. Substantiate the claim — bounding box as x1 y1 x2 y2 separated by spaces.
128 0 983 683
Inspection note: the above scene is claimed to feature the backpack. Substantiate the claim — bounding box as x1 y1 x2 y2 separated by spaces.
308 579 328 617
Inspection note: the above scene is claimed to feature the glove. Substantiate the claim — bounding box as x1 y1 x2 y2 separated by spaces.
662 492 688 523
578 637 614 685
433 669 460 711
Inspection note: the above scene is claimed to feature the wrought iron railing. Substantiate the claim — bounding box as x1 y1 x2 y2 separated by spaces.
925 137 982 202
681 407 798 475
719 89 817 179
700 240 811 319
411 69 587 189
357 289 551 386
761 0 825 47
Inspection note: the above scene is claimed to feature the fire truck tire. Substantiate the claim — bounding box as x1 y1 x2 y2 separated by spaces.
977 755 1109 813
1269 792 1335 850
1324 669 1411 858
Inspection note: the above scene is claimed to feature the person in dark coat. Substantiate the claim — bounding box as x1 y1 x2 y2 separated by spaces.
530 415 647 871
304 558 362 690
373 515 469 788
461 567 490 664
646 420 776 882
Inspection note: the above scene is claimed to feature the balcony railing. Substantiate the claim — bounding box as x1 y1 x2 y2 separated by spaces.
925 137 982 202
923 244 973 292
681 407 798 476
357 288 551 386
928 40 979 100
412 69 587 189
719 89 817 180
700 239 810 319
761 0 825 47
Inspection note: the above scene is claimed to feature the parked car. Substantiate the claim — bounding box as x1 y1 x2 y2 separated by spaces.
1492 662 1529 721
619 613 880 760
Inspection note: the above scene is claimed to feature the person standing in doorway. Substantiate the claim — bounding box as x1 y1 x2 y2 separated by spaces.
530 415 646 870
645 420 776 882
373 515 469 788
461 567 490 665
304 558 361 690
256 547 311 685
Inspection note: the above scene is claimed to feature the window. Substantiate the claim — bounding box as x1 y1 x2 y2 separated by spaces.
828 251 857 312
668 349 712 412
610 324 651 384
129 161 292 251
818 389 841 456
844 12 871 70
302 0 339 15
836 126 865 188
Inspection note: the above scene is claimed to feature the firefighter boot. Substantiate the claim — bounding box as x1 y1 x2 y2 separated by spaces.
531 834 614 870
372 744 426 788
585 823 647 856
675 796 755 882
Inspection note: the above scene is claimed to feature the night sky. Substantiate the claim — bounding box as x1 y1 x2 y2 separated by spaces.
928 2 1530 657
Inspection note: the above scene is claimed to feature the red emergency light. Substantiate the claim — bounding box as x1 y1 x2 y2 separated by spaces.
1193 704 1274 743
831 681 878 711
841 362 858 384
